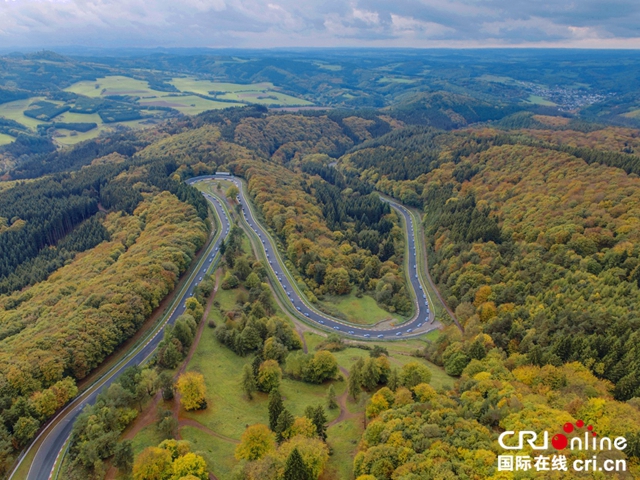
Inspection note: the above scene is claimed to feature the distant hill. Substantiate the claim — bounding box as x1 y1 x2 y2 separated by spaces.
385 91 521 129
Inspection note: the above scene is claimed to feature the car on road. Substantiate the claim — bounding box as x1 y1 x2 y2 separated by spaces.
318 320 324 324
304 313 309 317
406 329 412 333
364 334 370 337
333 326 340 330
199 277 202 281
377 334 384 338
395 332 402 336
296 306 301 311
416 323 422 328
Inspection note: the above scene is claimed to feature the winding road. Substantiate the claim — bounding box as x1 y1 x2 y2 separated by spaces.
190 174 437 339
16 173 439 480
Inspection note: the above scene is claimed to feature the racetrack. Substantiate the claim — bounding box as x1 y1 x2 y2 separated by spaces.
17 173 441 480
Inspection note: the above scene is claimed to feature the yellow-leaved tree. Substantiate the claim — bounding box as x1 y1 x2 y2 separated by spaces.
176 372 207 411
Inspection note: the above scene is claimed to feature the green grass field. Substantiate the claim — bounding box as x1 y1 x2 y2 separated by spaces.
378 76 416 84
183 310 341 440
170 77 313 106
137 95 234 114
320 292 404 326
1 75 313 147
179 426 238 479
527 94 557 106
170 77 275 95
130 423 166 456
623 108 640 119
216 91 312 106
0 133 14 146
325 418 362 479
65 75 166 98
0 97 51 129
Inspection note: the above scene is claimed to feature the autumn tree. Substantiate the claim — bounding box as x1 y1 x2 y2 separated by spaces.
176 372 207 411
133 447 172 480
399 362 432 389
171 452 208 480
235 424 275 461
226 185 239 201
258 360 282 393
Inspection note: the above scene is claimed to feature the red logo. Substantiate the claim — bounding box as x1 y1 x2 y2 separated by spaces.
551 420 596 450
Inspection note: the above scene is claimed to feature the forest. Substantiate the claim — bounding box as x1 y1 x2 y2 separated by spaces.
1 99 640 478
0 155 210 474
336 122 640 404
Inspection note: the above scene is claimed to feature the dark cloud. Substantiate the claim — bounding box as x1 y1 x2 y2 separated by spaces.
0 0 638 48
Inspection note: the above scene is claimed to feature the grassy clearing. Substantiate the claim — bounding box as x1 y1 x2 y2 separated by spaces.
325 418 362 480
320 292 401 326
53 118 155 146
0 97 49 129
217 91 312 106
527 94 557 106
378 76 416 84
137 95 234 114
214 285 242 312
170 77 312 107
623 108 640 119
179 426 237 480
65 76 165 98
130 424 166 455
184 319 342 438
0 133 14 145
170 77 274 95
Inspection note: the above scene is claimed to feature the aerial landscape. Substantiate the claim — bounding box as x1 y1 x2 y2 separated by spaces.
1 1 640 479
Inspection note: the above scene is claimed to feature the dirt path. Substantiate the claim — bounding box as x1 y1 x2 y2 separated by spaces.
328 367 360 428
177 419 240 444
105 272 228 480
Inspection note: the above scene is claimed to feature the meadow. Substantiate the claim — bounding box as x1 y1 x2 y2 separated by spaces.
0 133 14 146
0 75 314 147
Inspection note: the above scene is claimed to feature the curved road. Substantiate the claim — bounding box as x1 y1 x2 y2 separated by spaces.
19 173 437 480
17 192 231 480
190 175 436 339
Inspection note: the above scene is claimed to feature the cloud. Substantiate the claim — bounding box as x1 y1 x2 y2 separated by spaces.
0 0 639 48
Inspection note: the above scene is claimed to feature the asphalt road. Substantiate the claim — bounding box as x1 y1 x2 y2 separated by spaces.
21 173 436 479
20 192 230 480
190 175 436 339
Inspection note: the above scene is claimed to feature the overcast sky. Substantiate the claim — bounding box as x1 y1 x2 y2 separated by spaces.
1 0 639 49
